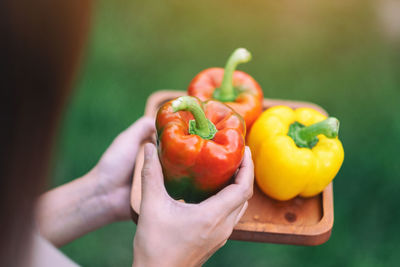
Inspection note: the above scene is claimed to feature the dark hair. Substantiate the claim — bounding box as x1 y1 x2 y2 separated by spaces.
0 1 91 265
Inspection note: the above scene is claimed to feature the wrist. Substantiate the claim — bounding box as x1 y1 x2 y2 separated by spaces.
82 168 120 223
35 171 117 246
132 238 199 267
132 252 183 267
85 166 132 223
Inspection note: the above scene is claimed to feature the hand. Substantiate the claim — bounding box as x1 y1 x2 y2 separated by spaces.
36 117 155 246
91 116 155 221
133 143 254 267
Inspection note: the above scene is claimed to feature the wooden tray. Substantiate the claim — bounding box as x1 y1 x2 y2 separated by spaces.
130 90 334 246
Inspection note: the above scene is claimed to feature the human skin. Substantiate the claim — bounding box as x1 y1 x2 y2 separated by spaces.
36 117 254 266
36 117 155 246
133 144 254 267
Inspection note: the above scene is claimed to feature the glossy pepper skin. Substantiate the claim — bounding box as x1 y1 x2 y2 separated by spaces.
156 96 246 203
188 48 263 129
248 106 344 201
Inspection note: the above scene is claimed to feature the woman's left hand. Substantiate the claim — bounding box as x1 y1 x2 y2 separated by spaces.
91 116 155 221
36 117 155 246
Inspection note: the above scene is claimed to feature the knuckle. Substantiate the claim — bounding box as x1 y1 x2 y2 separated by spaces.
200 216 216 229
198 232 211 244
139 117 155 130
198 210 222 229
240 186 253 201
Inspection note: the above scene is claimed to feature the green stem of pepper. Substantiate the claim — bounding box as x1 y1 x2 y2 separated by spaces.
172 96 217 140
288 117 340 148
213 48 252 102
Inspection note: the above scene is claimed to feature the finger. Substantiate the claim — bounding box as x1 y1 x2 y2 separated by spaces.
124 117 155 143
141 143 168 201
233 146 254 189
213 201 247 246
222 201 247 230
233 201 248 225
104 117 155 161
200 147 254 215
121 117 155 145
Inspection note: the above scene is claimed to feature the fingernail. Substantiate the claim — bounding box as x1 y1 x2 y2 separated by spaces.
245 146 252 156
144 143 154 160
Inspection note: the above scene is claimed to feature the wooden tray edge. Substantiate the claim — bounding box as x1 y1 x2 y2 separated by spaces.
230 228 332 246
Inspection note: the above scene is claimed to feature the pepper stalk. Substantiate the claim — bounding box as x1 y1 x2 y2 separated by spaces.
213 48 252 102
288 117 340 148
172 96 217 140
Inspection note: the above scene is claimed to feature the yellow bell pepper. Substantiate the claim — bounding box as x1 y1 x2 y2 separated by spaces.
248 106 344 201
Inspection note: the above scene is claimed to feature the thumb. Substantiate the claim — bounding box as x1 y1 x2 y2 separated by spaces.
141 143 168 202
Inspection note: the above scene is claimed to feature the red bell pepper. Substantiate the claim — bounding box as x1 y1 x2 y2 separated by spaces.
156 96 246 203
188 48 263 129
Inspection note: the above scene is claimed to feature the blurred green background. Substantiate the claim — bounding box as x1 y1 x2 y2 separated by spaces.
52 0 400 266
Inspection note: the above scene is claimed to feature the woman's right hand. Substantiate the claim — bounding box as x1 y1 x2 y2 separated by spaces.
133 143 254 267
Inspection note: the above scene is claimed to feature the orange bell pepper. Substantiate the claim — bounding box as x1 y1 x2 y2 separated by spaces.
188 48 263 129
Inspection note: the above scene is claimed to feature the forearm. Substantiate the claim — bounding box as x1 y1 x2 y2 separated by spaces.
35 169 114 247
